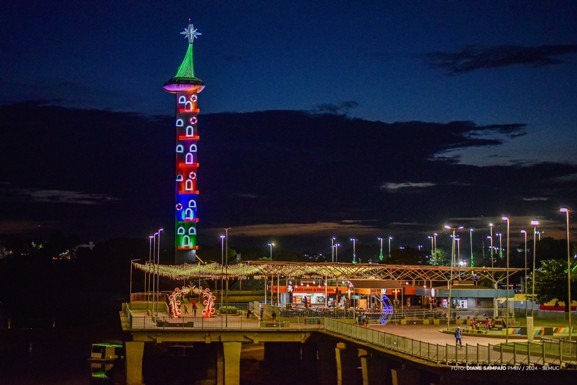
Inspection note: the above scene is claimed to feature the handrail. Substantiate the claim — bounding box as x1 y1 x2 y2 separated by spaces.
122 303 576 368
324 318 577 368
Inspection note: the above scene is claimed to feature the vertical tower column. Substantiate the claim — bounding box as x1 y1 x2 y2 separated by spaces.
163 22 205 264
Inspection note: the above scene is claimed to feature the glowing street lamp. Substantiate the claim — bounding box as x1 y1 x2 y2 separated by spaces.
154 228 164 320
489 223 494 268
350 238 358 263
560 207 572 341
444 224 463 329
335 243 340 262
268 242 275 260
378 237 384 261
521 229 528 316
531 220 539 317
331 237 336 262
388 236 393 259
497 232 503 259
220 234 225 308
428 235 434 257
502 216 510 343
130 258 141 301
469 228 474 267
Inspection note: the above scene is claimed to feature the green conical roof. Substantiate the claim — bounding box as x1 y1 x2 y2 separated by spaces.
174 44 200 81
164 23 204 87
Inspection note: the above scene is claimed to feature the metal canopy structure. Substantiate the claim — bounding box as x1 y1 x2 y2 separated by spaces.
133 260 523 287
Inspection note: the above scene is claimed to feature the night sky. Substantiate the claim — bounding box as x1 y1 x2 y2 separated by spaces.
1 1 577 257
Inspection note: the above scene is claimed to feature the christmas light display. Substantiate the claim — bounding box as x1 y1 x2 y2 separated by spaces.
169 284 216 318
164 22 205 263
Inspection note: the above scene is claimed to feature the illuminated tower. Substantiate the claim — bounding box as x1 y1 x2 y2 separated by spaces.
163 23 204 264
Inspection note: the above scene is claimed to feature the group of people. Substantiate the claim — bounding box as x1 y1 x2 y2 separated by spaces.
466 316 494 332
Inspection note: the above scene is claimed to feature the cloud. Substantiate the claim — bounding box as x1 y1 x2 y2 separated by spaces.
206 221 378 238
379 182 436 193
311 100 359 115
522 197 549 202
0 183 118 205
424 44 577 74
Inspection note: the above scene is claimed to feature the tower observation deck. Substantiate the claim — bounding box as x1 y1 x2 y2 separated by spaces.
163 22 205 264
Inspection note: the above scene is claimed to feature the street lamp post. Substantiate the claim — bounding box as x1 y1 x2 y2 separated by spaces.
502 216 510 344
378 237 384 261
268 242 275 260
497 233 503 260
155 228 164 320
331 237 336 262
531 220 539 317
388 236 393 259
130 258 141 302
521 229 528 317
433 233 438 253
489 223 494 268
560 207 572 341
335 243 340 262
225 227 230 326
350 238 357 263
220 234 225 309
444 225 463 330
469 228 474 267
147 235 154 308
428 236 434 258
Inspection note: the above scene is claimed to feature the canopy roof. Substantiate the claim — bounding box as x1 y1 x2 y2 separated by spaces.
133 260 523 286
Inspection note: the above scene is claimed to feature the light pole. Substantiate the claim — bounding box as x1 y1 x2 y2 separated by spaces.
444 225 463 329
497 232 503 260
560 207 572 341
268 242 275 260
331 237 336 262
220 234 225 309
469 228 474 267
502 216 510 343
147 235 154 307
433 233 438 253
489 223 494 268
225 227 230 324
350 238 357 263
378 237 384 261
531 220 539 317
428 236 434 258
155 228 164 320
521 229 528 317
335 243 340 262
130 258 141 302
388 236 393 259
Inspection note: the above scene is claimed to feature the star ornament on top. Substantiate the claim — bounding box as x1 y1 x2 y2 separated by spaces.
181 23 202 44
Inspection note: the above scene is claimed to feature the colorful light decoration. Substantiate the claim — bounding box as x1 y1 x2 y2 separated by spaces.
169 284 216 318
379 294 394 325
164 22 205 263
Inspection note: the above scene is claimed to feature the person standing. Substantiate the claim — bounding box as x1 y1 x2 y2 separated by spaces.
454 327 463 347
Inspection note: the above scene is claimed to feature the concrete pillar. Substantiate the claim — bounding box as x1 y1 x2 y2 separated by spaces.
318 341 337 385
391 366 420 385
219 342 242 385
335 342 361 385
358 349 392 385
125 341 145 385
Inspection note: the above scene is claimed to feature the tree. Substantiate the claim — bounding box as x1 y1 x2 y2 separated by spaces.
531 258 577 312
429 248 448 266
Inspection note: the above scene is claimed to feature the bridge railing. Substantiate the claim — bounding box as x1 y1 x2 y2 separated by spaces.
324 318 577 367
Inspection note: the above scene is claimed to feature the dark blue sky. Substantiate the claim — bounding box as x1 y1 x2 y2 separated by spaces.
1 1 577 256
